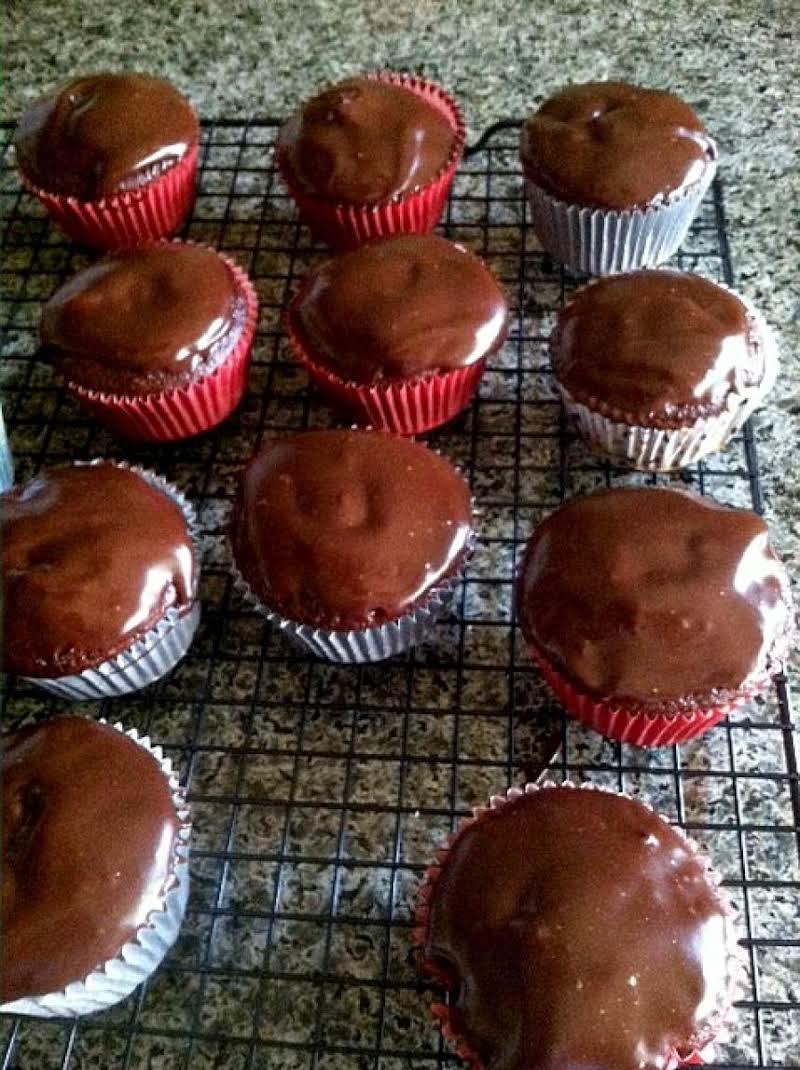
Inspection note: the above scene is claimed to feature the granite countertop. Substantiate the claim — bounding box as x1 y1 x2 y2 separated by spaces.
3 2 799 1068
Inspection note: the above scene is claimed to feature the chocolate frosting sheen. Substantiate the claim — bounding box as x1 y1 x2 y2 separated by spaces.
2 463 196 677
231 430 472 627
280 77 455 203
520 81 715 209
40 244 243 395
552 271 758 427
292 235 508 383
2 717 180 1003
14 72 198 200
425 786 731 1070
518 487 791 707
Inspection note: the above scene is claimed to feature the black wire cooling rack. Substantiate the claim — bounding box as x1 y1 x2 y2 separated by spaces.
1 118 798 1070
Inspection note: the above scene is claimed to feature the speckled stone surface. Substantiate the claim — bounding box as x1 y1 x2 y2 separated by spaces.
3 3 799 1068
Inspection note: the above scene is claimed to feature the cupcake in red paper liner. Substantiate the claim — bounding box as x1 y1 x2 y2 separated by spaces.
39 241 258 441
550 270 779 471
229 429 473 662
276 71 465 249
285 234 508 434
1 716 190 1017
15 72 199 249
1 460 201 700
517 487 794 747
415 782 740 1070
520 81 718 275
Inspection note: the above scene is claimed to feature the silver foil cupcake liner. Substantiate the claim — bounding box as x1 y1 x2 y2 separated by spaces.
556 282 778 472
231 563 463 664
525 154 718 275
0 405 12 492
0 403 13 491
0 720 191 1018
20 460 202 699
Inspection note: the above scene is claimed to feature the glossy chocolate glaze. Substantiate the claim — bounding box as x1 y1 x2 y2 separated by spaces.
291 235 508 383
2 463 196 677
1 717 180 1003
518 487 792 708
520 81 715 209
425 786 730 1070
231 430 472 628
279 77 455 204
551 271 759 428
40 244 245 395
14 72 198 200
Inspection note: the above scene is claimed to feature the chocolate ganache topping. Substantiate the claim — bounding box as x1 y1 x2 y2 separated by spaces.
291 235 508 383
40 244 245 395
424 786 731 1070
2 717 181 1003
2 463 196 677
231 430 472 628
520 81 715 209
279 77 455 204
551 271 762 428
14 72 198 201
518 487 792 708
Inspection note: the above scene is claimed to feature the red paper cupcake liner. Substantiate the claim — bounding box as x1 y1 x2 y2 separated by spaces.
530 647 744 747
284 308 484 435
62 247 259 442
276 70 466 250
21 141 199 250
413 783 735 1069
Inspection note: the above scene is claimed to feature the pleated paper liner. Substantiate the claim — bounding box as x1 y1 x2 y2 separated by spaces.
0 719 191 1018
276 70 466 250
525 147 718 276
60 246 259 442
20 141 199 250
21 460 202 700
284 305 485 435
413 782 741 1070
529 647 758 747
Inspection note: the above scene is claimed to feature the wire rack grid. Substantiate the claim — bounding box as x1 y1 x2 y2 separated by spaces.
0 118 798 1070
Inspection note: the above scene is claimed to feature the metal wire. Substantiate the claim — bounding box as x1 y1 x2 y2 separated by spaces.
1 119 798 1070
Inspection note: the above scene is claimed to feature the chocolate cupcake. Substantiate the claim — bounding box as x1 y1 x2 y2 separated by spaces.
276 71 465 249
285 234 508 434
517 487 794 746
520 82 718 274
2 461 200 699
230 429 473 661
14 72 199 248
40 241 258 441
1 717 190 1017
551 270 778 470
416 783 736 1070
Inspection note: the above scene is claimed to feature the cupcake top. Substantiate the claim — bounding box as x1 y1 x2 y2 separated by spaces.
40 244 248 395
520 81 715 209
551 271 763 428
279 76 456 204
424 785 731 1070
14 72 198 200
2 463 197 677
231 430 472 628
2 717 182 1003
290 235 508 383
518 487 792 708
